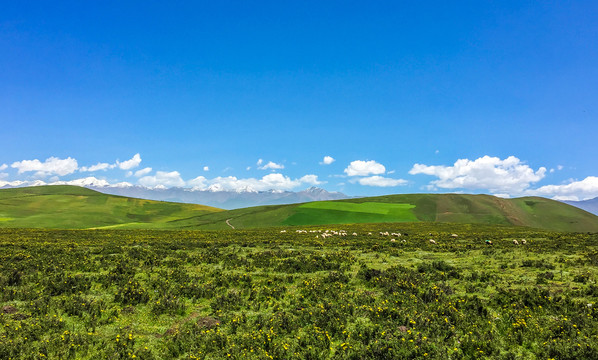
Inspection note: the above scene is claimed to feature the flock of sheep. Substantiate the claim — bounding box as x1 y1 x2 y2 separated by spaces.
281 229 529 246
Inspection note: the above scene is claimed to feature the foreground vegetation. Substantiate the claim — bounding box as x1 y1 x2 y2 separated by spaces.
1 223 598 359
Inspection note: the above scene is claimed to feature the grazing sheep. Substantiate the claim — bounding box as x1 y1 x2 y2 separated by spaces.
390 238 396 242
451 234 459 238
521 239 527 245
513 239 519 245
368 232 372 235
280 230 286 233
485 240 493 245
429 239 437 244
352 232 358 236
401 239 406 243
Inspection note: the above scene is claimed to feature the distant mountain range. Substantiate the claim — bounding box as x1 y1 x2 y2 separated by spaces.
0 178 349 209
562 197 598 216
88 185 349 209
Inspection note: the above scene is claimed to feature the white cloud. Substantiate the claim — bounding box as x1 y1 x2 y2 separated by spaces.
134 167 152 177
11 157 78 177
187 173 321 192
258 161 284 170
0 164 7 171
0 172 7 180
187 176 208 190
138 171 185 188
409 155 546 194
51 176 111 187
299 174 322 185
257 159 263 166
203 166 209 171
344 160 386 177
0 179 47 188
355 176 408 187
320 156 335 165
526 176 598 201
80 162 114 172
117 153 142 170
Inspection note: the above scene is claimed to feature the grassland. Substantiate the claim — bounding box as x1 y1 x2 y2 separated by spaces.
0 185 222 229
1 224 597 359
189 193 598 232
1 186 597 232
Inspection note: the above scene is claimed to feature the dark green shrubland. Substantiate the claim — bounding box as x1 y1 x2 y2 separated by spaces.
0 225 597 359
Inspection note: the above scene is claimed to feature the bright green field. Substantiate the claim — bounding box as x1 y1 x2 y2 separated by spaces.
282 201 418 225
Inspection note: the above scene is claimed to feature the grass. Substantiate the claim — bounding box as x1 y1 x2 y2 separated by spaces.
1 224 598 359
283 201 418 225
189 193 598 232
0 185 223 229
1 185 597 232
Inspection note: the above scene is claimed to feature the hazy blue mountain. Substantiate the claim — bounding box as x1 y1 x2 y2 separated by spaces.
88 186 349 209
562 197 598 216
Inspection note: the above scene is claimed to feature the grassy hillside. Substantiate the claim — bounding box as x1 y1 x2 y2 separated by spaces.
188 193 598 232
1 186 597 232
0 185 223 229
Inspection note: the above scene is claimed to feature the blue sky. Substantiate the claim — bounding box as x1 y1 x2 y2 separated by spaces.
1 1 597 200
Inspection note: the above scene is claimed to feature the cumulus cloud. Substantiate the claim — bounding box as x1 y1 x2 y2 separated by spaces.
117 153 142 170
80 162 114 172
187 176 208 190
258 161 284 170
409 155 546 194
138 171 185 188
0 164 7 171
298 175 322 185
354 176 408 187
203 166 209 171
320 156 335 165
344 160 386 177
11 157 78 177
134 167 152 177
186 173 321 192
526 176 598 201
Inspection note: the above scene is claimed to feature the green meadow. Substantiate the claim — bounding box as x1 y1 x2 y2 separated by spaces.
283 201 418 225
1 224 598 359
0 186 222 229
1 186 597 232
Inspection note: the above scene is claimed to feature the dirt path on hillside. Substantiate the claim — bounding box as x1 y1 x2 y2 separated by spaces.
225 218 235 229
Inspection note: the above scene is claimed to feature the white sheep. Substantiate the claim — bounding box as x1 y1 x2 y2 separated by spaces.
513 239 519 245
429 239 437 244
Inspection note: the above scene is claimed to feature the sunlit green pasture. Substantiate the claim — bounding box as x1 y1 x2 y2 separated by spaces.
1 223 598 359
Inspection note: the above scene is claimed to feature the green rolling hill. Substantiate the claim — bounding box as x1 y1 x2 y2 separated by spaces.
0 185 223 229
1 186 597 232
186 193 598 232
